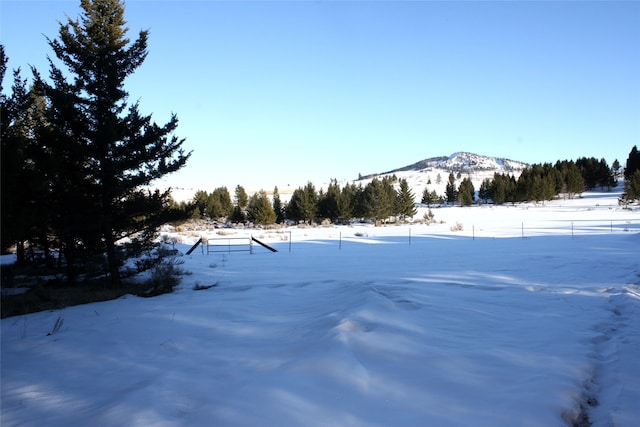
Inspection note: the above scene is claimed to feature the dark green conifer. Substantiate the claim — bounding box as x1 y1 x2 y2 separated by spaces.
247 190 276 225
34 0 190 285
397 178 417 220
457 178 475 206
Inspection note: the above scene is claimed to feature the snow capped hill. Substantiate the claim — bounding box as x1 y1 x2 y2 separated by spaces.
382 151 528 175
441 151 528 172
353 152 529 198
170 152 529 202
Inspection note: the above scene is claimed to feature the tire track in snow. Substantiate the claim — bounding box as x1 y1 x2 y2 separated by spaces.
567 286 636 427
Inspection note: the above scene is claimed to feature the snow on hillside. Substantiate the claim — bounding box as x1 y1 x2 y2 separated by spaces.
385 151 528 174
344 152 529 203
440 151 528 171
376 151 528 173
2 188 639 427
164 152 528 202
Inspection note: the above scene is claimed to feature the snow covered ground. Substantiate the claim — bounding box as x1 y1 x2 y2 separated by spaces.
1 189 639 427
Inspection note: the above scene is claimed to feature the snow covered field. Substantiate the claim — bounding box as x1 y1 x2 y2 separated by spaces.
2 189 639 427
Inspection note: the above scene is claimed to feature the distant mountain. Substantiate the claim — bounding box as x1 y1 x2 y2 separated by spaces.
390 152 529 174
361 152 528 180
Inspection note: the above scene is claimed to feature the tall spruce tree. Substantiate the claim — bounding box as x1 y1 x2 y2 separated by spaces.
1 49 38 260
479 178 491 203
612 159 621 180
247 190 276 225
564 162 584 199
421 187 440 207
272 186 285 223
363 178 397 223
287 182 318 224
397 178 417 220
318 179 341 223
34 0 190 285
621 170 640 205
1 48 55 265
207 187 232 220
489 173 508 204
337 182 359 222
457 177 475 206
445 173 458 204
624 146 639 180
234 185 249 210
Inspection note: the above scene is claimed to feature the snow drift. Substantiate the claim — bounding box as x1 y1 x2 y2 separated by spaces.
1 189 639 427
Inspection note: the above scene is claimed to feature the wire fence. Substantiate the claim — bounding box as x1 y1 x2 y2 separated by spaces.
204 237 252 254
182 217 639 254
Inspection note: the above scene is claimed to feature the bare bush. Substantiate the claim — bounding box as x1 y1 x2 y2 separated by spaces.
139 249 187 297
423 209 435 225
450 222 464 232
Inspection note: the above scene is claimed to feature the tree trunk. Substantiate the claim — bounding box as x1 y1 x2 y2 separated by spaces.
16 240 25 265
63 238 76 285
102 217 121 287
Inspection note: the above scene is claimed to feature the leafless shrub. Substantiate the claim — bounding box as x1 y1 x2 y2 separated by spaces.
450 222 464 232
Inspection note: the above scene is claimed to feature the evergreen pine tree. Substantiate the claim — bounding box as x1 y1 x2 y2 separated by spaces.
397 178 417 221
318 179 340 223
624 146 639 180
612 159 621 180
234 185 249 210
363 179 385 222
34 0 191 285
1 48 51 262
479 178 491 203
565 162 584 199
286 183 318 224
229 206 246 223
457 178 475 206
337 183 358 222
247 190 276 225
272 186 285 223
363 178 397 223
445 173 458 204
576 157 601 190
206 187 232 220
421 187 439 207
193 190 209 218
504 173 516 204
542 170 557 202
516 168 531 202
597 158 615 190
490 173 508 204
621 170 640 205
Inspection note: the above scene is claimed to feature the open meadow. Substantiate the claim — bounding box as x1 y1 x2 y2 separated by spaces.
2 188 639 427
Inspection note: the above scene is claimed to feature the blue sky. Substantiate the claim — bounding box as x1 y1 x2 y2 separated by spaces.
2 0 639 192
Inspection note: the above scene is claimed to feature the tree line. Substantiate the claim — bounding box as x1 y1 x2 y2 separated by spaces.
177 150 640 227
1 0 190 287
173 176 419 226
621 145 640 206
477 157 619 205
